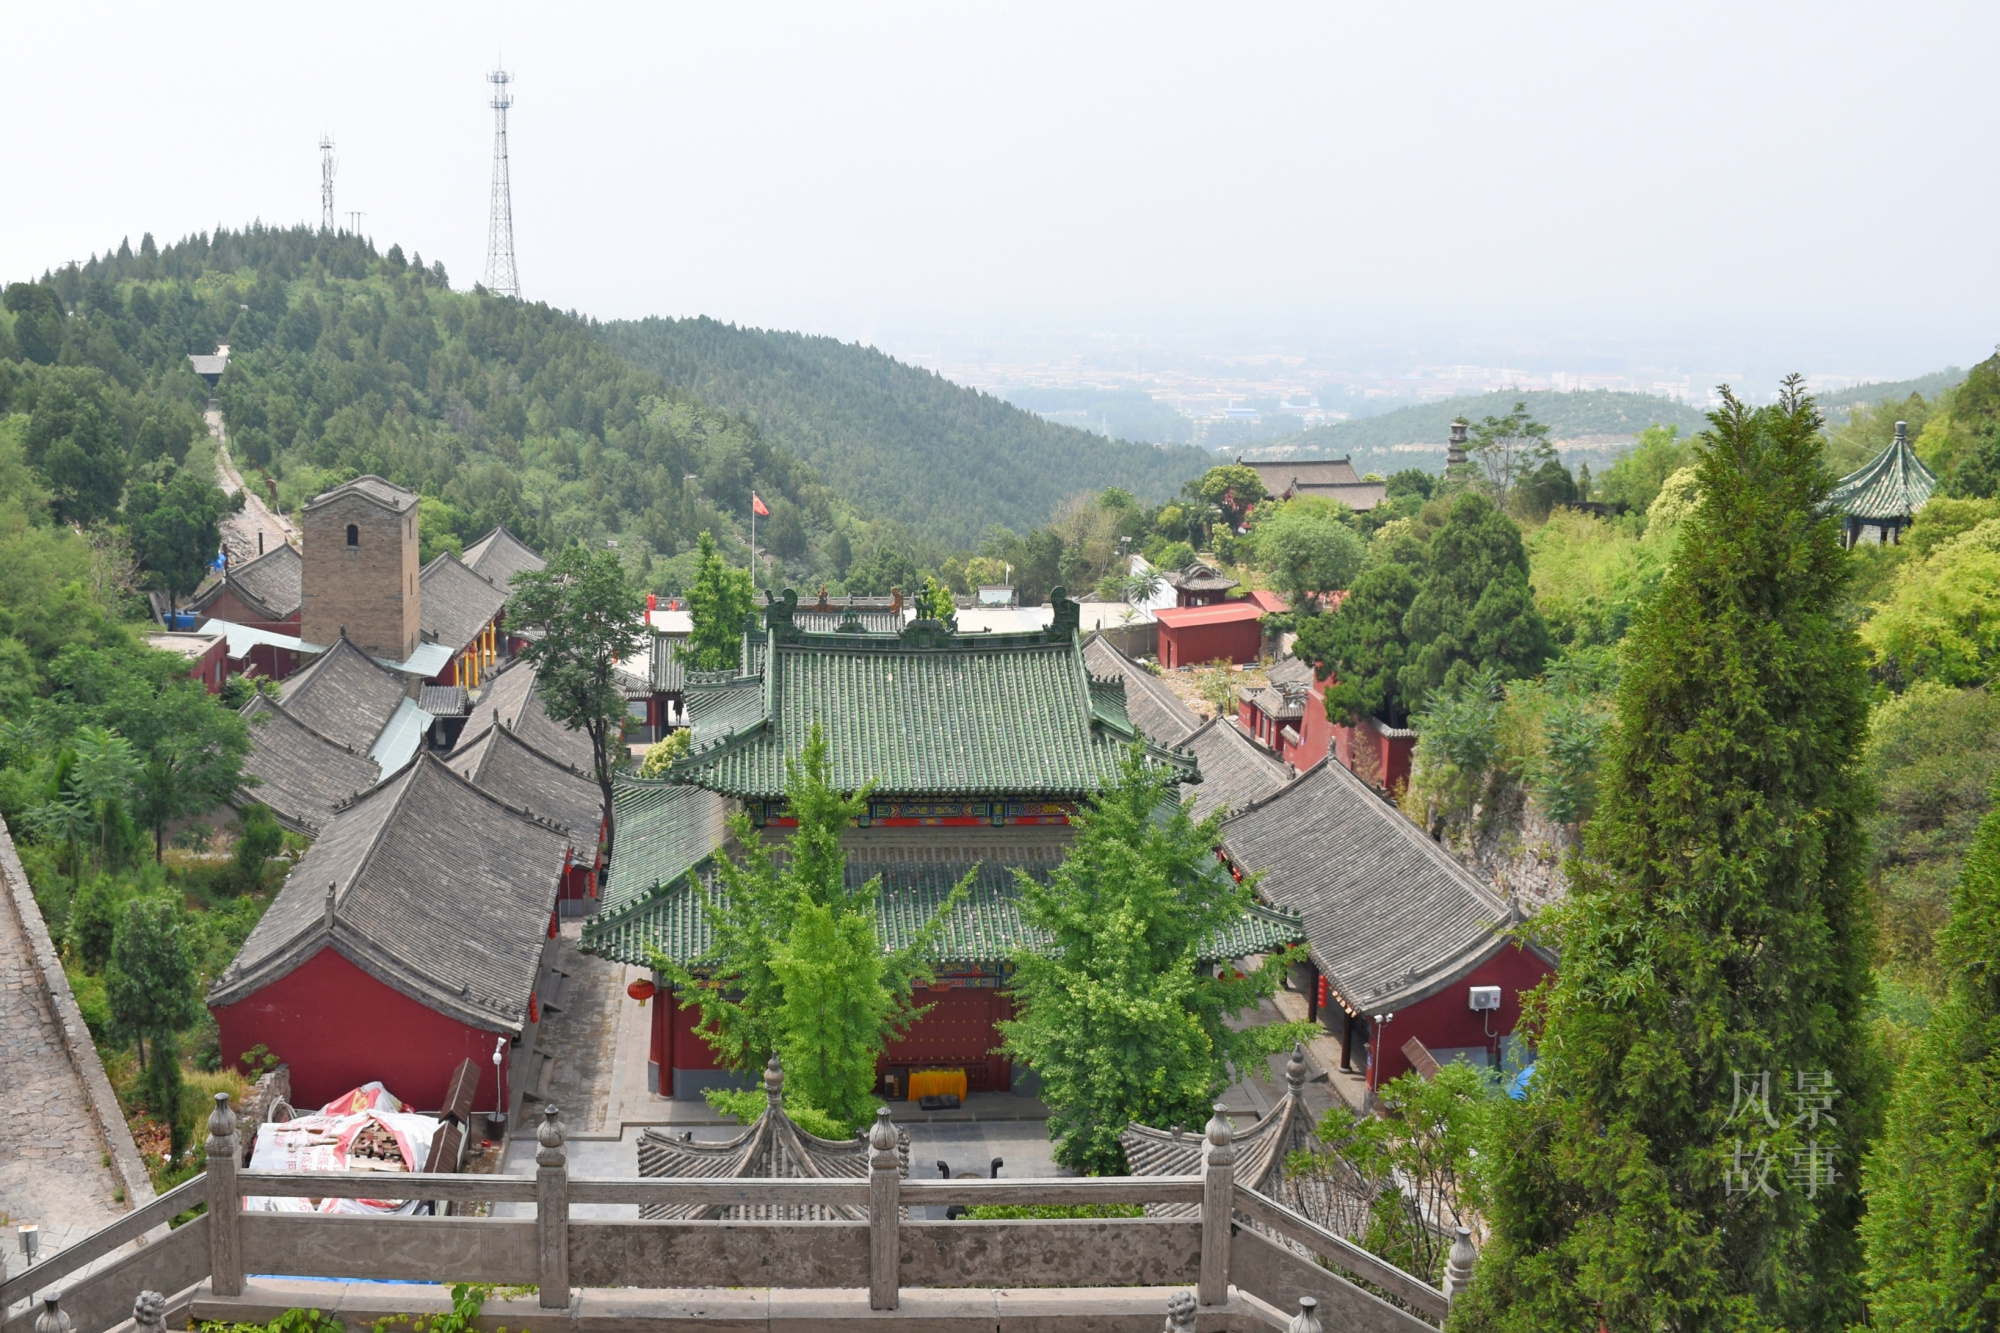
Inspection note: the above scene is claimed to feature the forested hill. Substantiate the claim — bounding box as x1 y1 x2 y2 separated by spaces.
0 225 917 594
1251 389 1711 462
601 317 1211 547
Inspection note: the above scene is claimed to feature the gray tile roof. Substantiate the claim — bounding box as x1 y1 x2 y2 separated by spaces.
444 723 603 847
1083 633 1202 744
1243 684 1306 722
209 753 571 1033
302 474 418 515
636 1060 902 1219
419 553 508 654
1241 457 1361 490
418 684 469 716
1291 481 1388 513
456 660 597 774
1180 715 1291 822
278 636 410 755
1122 1046 1315 1213
1221 759 1517 1015
1163 561 1238 594
1266 656 1316 689
460 526 546 594
192 542 303 621
237 694 381 836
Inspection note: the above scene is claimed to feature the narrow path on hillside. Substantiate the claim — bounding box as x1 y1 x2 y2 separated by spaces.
206 408 297 561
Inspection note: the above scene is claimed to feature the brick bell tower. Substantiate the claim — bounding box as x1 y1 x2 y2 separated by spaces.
300 476 421 662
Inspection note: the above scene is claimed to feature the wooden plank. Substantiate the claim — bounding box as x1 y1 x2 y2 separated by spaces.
1229 1186 1449 1319
900 1177 1204 1207
0 1175 206 1307
440 1059 480 1125
237 1171 535 1202
1401 1037 1441 1082
422 1124 463 1175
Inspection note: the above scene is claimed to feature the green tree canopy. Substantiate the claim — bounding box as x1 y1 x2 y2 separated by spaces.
106 890 200 1069
1193 463 1268 533
127 458 241 609
999 745 1309 1173
1597 423 1692 514
508 546 646 856
1294 523 1427 727
1398 491 1551 705
1466 401 1554 509
1250 495 1366 612
25 367 126 525
1858 795 2000 1329
1459 382 1881 1333
685 530 756 670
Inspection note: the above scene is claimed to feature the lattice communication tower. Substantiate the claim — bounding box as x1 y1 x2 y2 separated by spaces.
319 135 337 233
483 68 520 298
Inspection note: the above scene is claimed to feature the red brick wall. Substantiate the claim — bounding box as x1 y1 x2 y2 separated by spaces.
1362 943 1552 1090
1159 617 1262 668
212 946 514 1111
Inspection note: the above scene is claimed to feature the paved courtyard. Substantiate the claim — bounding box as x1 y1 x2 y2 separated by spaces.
0 846 126 1285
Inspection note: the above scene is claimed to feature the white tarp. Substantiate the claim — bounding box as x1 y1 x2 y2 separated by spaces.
244 1081 442 1216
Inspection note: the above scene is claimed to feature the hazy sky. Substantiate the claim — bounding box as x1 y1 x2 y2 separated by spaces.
4 2 1995 376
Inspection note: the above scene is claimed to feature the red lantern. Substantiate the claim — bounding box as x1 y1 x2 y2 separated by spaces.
528 992 540 1023
1317 976 1329 1009
627 979 657 1006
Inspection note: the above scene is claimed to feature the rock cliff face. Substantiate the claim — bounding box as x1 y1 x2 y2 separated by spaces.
1430 782 1578 917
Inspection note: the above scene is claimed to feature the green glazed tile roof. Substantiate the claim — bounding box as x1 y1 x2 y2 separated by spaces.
597 779 732 918
1830 422 1937 522
664 621 1182 800
581 855 1305 969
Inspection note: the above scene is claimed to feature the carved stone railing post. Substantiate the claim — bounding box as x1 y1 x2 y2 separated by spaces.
1163 1289 1197 1331
535 1105 569 1309
34 1292 71 1333
204 1092 242 1297
867 1106 900 1311
131 1289 166 1333
1444 1225 1477 1303
1198 1103 1235 1307
1287 1295 1323 1333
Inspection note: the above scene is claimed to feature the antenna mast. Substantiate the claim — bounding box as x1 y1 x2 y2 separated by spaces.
483 67 520 298
319 135 337 232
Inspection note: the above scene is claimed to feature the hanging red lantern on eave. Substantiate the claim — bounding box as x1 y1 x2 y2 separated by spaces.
627 978 657 1005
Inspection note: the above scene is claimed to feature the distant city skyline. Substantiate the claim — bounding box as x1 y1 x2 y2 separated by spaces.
3 2 1994 387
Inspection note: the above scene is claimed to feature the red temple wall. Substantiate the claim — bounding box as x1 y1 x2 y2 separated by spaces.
1361 943 1552 1089
211 946 515 1111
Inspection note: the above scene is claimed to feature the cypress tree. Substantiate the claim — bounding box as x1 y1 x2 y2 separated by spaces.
1858 801 2000 1329
1455 381 1880 1333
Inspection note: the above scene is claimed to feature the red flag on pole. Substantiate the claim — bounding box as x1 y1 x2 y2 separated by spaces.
751 492 770 517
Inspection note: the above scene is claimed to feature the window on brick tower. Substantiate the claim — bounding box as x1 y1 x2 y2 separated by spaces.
346 524 359 547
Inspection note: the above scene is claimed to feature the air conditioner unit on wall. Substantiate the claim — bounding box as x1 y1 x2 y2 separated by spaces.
1468 986 1502 1011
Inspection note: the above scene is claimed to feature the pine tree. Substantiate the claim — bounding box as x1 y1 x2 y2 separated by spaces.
1858 802 2000 1329
1455 382 1880 1333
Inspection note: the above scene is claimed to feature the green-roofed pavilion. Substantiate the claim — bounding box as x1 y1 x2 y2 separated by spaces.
1830 419 1937 546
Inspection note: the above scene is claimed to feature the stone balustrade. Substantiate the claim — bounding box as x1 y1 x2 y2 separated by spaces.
11 1094 1467 1333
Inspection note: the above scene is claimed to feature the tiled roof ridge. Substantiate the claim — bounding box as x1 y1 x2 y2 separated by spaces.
287 632 407 695
413 747 581 839
301 473 417 514
240 692 372 759
1224 758 1511 921
483 718 597 780
421 547 506 591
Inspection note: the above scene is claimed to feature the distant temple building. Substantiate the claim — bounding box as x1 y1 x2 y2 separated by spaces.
1238 456 1387 514
581 592 1305 1101
1830 420 1936 547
